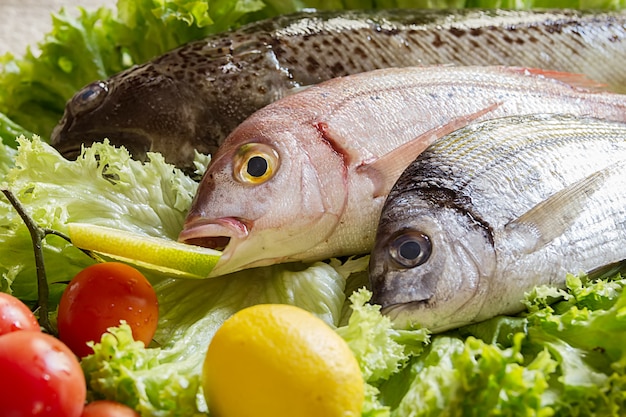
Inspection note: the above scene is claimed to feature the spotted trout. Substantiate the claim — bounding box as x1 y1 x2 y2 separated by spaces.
179 65 626 277
369 113 626 332
51 8 626 171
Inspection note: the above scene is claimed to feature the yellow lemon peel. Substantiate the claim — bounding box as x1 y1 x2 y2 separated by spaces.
203 304 364 417
68 223 221 278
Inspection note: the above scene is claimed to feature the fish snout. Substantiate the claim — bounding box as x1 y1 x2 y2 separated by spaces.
178 217 250 251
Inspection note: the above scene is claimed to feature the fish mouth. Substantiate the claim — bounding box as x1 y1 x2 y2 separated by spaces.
381 301 467 333
52 125 154 162
380 300 428 318
178 217 250 252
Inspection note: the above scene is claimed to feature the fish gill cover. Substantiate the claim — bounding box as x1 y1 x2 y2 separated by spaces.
1 0 626 416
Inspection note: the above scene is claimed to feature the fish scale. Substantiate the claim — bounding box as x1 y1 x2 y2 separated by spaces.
51 8 626 171
370 114 626 332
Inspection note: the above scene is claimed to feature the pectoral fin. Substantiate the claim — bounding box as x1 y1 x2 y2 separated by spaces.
503 166 614 254
360 103 500 197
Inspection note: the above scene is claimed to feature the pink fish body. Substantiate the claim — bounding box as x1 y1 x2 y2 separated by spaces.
179 66 626 276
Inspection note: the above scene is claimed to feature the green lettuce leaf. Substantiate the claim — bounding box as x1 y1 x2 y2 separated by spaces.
442 274 626 416
81 323 208 417
0 136 198 302
337 288 430 417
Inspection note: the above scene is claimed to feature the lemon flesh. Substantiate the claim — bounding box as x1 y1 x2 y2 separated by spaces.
68 223 221 278
203 304 364 417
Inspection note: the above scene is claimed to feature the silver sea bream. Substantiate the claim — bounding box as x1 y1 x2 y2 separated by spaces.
50 8 626 171
369 114 626 332
179 66 626 277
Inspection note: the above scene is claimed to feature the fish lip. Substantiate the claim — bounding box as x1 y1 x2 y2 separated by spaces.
178 217 250 252
381 301 468 332
379 301 430 329
380 300 428 317
52 129 154 161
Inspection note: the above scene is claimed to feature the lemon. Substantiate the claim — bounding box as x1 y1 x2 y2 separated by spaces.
68 223 221 278
203 304 364 417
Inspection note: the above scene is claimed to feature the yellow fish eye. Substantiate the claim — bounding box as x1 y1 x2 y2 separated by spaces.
234 143 280 185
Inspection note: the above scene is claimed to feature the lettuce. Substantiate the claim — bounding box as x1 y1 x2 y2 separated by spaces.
0 136 198 301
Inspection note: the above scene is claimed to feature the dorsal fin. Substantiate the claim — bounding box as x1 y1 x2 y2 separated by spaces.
505 67 608 92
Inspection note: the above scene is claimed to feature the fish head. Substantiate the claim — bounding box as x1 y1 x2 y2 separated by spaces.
179 109 348 276
369 192 496 332
50 64 231 173
51 67 206 171
51 33 298 174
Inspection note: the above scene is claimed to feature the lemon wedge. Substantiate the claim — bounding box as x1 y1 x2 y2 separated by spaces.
68 223 221 278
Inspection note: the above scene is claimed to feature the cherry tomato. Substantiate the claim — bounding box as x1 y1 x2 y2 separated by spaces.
0 292 40 335
57 262 159 357
81 400 140 417
0 330 86 417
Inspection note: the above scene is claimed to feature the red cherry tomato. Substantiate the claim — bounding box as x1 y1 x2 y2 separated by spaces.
0 292 40 335
81 400 140 417
0 330 86 417
57 262 159 357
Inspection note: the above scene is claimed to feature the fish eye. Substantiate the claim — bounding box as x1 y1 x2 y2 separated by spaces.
71 81 108 114
234 143 280 185
389 231 432 269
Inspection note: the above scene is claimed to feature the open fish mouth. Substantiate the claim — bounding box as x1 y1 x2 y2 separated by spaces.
178 217 250 252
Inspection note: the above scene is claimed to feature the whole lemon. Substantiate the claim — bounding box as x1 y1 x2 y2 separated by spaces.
202 304 364 417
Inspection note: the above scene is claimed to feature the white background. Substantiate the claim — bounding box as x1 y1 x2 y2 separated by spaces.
0 0 116 56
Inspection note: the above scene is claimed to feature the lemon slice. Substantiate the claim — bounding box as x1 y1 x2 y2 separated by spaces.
68 223 221 279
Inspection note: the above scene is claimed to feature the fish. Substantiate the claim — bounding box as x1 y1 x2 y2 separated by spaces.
178 65 626 277
50 8 626 171
369 113 626 332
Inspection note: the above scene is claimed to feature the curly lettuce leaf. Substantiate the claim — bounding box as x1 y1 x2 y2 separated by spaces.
0 8 124 138
336 289 430 417
445 274 626 416
81 323 207 417
337 288 429 384
0 136 198 302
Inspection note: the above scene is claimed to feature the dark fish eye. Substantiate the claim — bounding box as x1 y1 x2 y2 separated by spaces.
389 231 432 269
247 155 269 177
71 81 108 114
